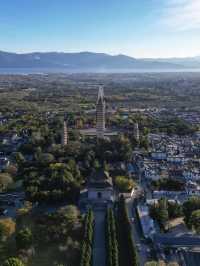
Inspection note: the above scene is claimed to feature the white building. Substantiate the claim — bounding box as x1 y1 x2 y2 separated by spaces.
134 123 140 141
151 151 167 160
183 170 200 181
144 168 161 181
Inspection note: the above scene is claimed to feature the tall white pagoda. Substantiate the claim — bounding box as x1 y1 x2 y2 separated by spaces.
96 86 105 139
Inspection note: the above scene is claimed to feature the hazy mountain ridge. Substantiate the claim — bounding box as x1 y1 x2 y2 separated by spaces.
0 51 199 70
143 56 200 68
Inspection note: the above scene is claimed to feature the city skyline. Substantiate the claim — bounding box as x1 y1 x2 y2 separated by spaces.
1 0 200 58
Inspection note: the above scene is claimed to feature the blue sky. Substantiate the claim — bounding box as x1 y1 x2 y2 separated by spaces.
0 0 200 58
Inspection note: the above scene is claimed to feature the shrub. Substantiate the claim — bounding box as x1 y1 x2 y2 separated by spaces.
80 209 94 266
106 208 119 266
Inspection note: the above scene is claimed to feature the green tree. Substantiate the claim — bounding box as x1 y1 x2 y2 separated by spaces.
106 208 119 266
2 258 25 266
0 218 16 241
40 153 54 164
190 209 200 233
183 197 200 228
150 198 169 230
145 262 158 266
140 136 149 150
115 176 134 192
168 202 183 219
80 209 94 266
58 205 79 225
16 227 33 250
0 173 13 192
93 159 100 170
15 152 25 165
158 198 169 229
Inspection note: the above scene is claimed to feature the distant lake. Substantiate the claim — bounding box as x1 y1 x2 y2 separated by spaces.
0 67 200 74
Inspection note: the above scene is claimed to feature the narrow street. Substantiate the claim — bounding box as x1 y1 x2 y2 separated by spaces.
92 210 106 266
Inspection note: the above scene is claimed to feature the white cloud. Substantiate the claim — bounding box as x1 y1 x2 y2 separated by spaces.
162 0 200 31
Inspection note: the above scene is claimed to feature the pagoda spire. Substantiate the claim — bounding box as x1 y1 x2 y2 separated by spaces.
62 120 68 146
97 85 104 103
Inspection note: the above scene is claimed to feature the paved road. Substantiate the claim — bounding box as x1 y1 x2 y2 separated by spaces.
126 197 149 266
154 233 200 247
92 210 106 266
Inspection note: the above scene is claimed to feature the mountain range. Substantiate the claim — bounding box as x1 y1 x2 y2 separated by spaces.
0 51 200 71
